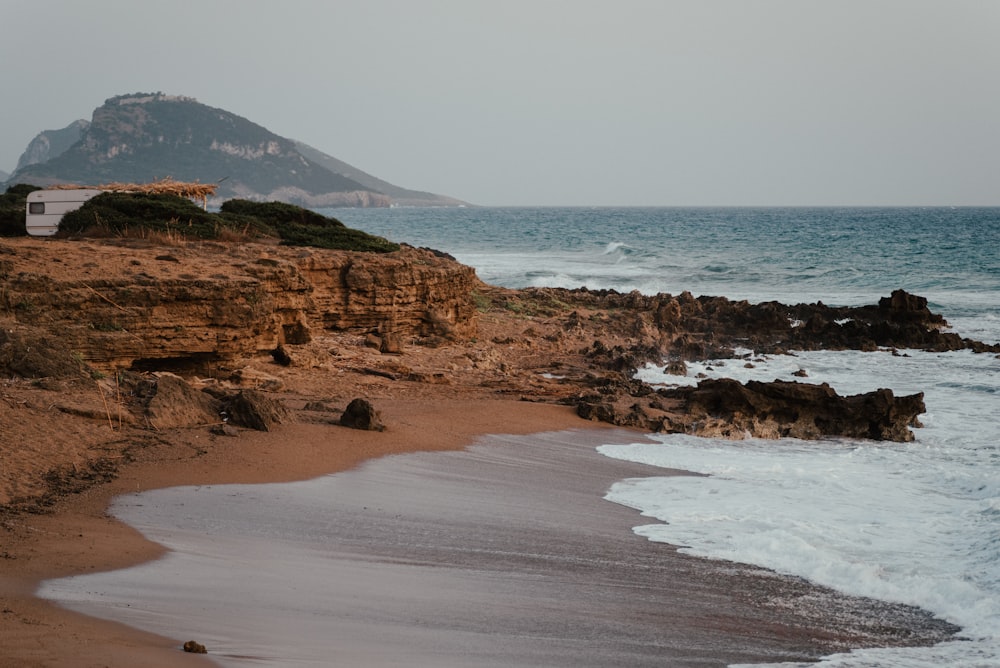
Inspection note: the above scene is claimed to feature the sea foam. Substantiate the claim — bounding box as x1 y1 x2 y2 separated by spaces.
601 348 1000 667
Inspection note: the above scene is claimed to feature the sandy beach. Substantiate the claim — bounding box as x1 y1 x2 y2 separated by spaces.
3 398 957 667
1 399 592 667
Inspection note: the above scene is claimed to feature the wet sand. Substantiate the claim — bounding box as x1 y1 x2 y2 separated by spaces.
4 400 953 667
1 400 587 667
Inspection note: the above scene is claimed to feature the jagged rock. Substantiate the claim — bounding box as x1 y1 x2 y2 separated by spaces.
573 375 925 443
663 378 925 442
576 399 663 431
339 398 385 431
524 287 998 361
879 289 941 323
221 390 287 431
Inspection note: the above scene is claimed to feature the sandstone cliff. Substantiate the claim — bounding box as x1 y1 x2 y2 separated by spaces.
0 238 477 374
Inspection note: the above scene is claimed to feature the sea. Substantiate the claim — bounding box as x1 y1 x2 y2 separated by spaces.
42 207 1000 666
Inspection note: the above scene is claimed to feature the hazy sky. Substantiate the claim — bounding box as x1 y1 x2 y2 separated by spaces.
2 1 998 206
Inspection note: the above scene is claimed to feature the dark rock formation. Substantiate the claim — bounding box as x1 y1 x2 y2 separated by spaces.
339 398 385 431
576 378 925 443
669 378 925 442
182 640 207 654
532 287 999 370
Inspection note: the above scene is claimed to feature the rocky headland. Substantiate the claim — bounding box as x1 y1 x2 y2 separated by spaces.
4 93 466 208
2 235 996 512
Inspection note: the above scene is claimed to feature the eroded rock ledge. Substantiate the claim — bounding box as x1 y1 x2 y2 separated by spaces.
0 238 477 374
2 236 999 510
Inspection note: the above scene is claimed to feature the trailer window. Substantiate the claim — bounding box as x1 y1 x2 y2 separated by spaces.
28 202 44 214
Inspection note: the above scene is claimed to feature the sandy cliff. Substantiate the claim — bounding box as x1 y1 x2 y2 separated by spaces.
1 239 475 374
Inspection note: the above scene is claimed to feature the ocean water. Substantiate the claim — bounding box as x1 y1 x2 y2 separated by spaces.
43 207 1000 666
340 206 1000 666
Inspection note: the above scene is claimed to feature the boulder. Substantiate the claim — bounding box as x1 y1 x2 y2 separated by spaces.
221 390 288 431
143 374 221 429
339 398 385 431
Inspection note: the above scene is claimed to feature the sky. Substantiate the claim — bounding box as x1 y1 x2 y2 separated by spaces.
2 0 998 206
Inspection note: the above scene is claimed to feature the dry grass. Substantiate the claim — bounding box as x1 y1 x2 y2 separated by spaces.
49 178 218 208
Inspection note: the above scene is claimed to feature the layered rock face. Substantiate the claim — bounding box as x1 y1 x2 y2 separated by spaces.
0 239 477 374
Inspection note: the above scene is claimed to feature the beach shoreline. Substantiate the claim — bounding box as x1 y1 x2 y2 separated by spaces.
4 398 961 667
1 399 597 667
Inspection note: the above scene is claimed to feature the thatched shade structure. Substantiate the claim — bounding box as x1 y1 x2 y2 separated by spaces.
49 178 218 209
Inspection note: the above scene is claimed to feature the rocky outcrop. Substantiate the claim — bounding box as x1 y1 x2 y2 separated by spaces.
668 378 925 441
527 287 998 369
575 378 926 442
13 119 90 172
4 233 992 448
546 287 993 443
0 239 478 375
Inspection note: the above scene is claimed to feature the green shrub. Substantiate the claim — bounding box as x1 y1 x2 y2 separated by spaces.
59 192 255 240
57 193 400 253
220 199 399 252
0 183 42 237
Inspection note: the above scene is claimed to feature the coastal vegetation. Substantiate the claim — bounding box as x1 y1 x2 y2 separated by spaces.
0 184 40 236
58 191 399 252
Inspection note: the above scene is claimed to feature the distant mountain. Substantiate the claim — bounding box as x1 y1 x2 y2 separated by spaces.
7 93 463 207
0 169 8 184
293 141 466 207
15 119 90 172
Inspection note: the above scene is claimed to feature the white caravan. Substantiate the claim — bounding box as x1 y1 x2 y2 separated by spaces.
25 189 104 237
